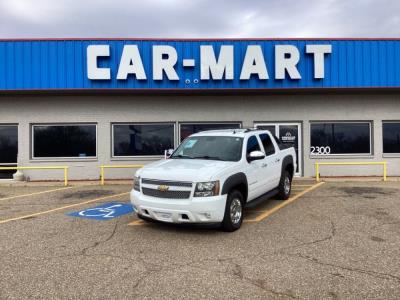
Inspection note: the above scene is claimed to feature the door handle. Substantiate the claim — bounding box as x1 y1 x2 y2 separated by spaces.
275 158 281 163
261 163 268 168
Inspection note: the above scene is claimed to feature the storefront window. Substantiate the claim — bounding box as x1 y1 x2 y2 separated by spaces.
179 123 241 141
113 123 174 156
0 125 18 179
383 122 400 154
310 122 371 155
0 125 18 163
33 124 96 158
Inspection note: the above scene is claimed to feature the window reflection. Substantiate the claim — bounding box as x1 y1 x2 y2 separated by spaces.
383 122 400 154
180 123 240 141
113 124 174 156
0 126 18 163
311 123 371 154
33 125 96 158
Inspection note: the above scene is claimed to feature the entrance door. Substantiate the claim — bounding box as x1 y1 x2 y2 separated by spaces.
255 123 302 176
0 125 18 179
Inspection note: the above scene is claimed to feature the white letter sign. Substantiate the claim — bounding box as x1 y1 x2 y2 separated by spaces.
152 46 179 81
200 45 234 80
275 45 301 80
87 45 110 80
240 45 269 80
306 44 332 79
117 45 147 80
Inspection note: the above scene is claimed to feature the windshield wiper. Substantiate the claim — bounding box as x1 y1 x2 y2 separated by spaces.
192 155 225 161
170 154 193 159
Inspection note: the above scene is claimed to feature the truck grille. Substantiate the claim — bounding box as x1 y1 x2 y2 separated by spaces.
141 178 192 188
142 187 191 199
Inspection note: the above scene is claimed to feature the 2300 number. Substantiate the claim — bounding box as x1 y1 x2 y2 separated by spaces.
310 146 331 155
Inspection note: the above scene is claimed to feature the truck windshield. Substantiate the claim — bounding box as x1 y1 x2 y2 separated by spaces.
171 136 243 162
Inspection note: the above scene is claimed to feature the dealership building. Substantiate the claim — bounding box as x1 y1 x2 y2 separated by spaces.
0 38 400 181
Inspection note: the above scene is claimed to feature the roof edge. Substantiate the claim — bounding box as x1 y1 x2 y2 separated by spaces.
1 37 400 42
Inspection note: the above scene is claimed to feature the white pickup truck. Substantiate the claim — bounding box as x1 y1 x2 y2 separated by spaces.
130 129 296 231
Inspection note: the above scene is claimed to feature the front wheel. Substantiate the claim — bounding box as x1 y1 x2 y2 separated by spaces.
221 190 244 232
277 170 292 200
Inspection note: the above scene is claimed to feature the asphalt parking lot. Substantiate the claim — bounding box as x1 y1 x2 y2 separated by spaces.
0 180 399 299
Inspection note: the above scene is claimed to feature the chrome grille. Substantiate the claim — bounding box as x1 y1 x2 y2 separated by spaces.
141 178 192 187
142 187 191 199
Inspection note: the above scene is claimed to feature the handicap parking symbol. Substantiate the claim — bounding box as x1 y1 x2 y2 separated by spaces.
67 202 135 220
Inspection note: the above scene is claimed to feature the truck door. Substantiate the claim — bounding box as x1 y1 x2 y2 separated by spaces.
258 133 281 189
244 135 265 200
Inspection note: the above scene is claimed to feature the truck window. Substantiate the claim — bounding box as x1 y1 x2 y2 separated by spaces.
246 135 261 155
171 136 243 162
273 135 284 150
259 133 276 156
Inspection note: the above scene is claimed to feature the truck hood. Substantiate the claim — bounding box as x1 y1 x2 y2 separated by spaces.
137 158 233 182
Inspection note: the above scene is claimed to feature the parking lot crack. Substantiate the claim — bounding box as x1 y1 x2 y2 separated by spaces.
81 220 119 256
276 220 336 254
371 220 400 230
294 253 400 283
184 258 302 299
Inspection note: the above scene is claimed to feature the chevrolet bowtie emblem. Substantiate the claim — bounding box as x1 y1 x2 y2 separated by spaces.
157 185 170 192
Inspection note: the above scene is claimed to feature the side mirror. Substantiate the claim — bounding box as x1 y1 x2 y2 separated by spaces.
248 150 265 162
164 149 174 159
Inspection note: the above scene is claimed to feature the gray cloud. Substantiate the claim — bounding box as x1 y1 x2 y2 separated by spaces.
0 0 399 38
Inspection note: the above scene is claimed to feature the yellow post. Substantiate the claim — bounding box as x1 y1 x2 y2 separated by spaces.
383 162 387 181
99 165 144 185
64 167 68 186
100 166 105 186
316 163 320 182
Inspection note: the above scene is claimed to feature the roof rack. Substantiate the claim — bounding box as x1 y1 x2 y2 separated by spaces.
243 127 261 133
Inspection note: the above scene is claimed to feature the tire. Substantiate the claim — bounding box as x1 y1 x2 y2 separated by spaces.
221 190 244 232
277 170 292 200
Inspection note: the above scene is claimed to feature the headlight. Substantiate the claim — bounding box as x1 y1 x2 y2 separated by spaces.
194 181 220 197
133 176 141 191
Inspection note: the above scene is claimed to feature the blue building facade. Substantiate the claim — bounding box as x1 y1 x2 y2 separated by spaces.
0 39 400 90
0 39 400 180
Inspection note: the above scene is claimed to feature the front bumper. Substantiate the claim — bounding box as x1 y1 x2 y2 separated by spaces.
130 189 227 223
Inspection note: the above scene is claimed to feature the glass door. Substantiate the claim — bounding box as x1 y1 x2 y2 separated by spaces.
0 125 18 179
255 123 302 176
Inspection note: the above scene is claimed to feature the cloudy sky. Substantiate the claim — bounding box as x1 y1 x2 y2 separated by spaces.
0 0 399 38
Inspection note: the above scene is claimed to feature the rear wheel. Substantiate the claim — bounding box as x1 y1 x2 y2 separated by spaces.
221 190 244 232
277 170 292 200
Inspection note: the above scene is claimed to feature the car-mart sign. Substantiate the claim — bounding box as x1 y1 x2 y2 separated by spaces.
87 44 331 81
1 39 400 90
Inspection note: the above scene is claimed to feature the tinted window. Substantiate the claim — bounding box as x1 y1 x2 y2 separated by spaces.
256 125 276 134
0 125 18 163
310 123 371 155
259 134 275 156
113 124 174 156
171 136 243 162
180 123 240 141
33 125 96 158
246 136 261 155
383 122 400 154
272 135 284 149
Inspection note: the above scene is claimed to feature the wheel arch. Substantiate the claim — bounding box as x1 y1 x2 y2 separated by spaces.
221 172 248 202
281 155 294 178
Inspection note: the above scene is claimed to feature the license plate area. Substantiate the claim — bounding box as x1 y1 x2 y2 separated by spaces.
155 211 172 220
